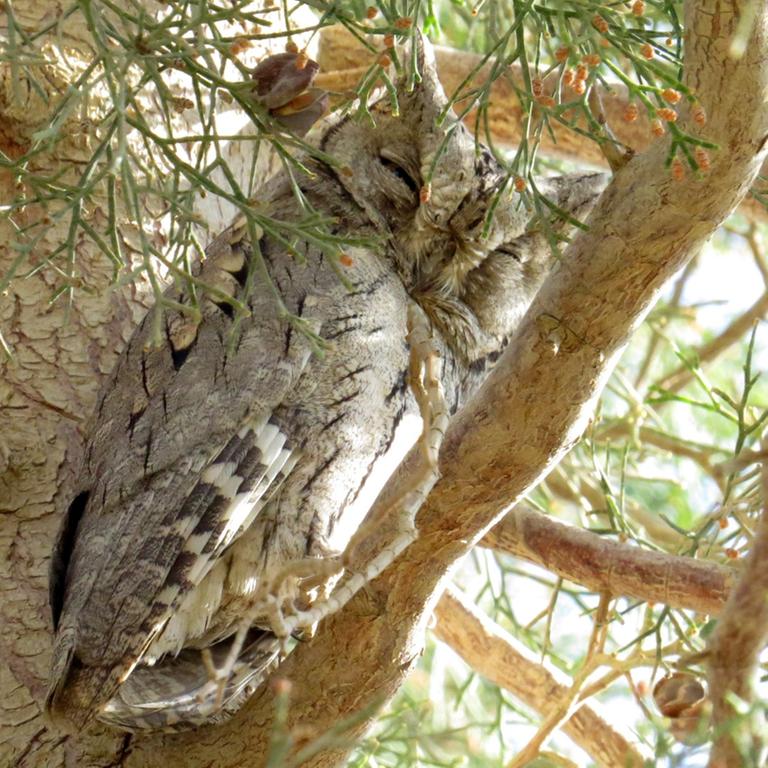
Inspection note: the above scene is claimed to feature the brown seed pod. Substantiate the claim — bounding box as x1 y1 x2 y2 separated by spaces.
652 672 709 744
653 672 706 718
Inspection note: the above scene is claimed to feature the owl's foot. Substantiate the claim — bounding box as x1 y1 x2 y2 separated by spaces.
197 306 448 703
276 304 449 637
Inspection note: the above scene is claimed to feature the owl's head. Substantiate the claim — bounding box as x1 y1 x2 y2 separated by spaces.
320 36 517 295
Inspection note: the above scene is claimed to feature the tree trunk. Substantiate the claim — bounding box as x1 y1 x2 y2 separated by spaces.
0 2 304 764
2 1 768 767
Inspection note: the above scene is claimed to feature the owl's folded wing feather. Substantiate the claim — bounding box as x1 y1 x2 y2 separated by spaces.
46 222 316 730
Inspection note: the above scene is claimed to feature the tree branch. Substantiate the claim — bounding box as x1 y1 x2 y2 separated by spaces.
432 587 648 768
481 504 734 616
121 4 768 767
706 443 768 766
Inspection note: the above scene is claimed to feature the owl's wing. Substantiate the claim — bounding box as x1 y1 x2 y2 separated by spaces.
46 219 315 729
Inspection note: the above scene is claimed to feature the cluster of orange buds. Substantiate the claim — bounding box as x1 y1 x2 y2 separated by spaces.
554 46 570 63
592 14 609 34
229 37 252 57
623 102 639 122
662 88 681 104
513 176 526 193
394 16 412 30
694 146 710 171
692 104 706 126
657 107 677 122
640 42 654 59
583 53 601 67
631 0 645 15
671 156 684 181
365 5 378 19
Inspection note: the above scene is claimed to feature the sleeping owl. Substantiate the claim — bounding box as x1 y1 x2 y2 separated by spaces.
46 37 607 732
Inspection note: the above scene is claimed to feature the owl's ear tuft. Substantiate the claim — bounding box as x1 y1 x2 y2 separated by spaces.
398 31 447 117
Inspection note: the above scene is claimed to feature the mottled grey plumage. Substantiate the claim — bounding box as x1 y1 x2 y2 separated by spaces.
47 40 607 732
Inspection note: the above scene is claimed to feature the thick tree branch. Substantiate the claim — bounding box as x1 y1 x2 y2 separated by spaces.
481 505 734 616
432 587 648 768
706 444 768 767
121 3 768 767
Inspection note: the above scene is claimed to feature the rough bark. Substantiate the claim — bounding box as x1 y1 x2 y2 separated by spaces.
0 2 303 765
3 3 768 768
117 2 768 767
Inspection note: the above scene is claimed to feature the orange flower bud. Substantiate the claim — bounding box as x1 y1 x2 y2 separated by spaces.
513 176 526 192
657 107 677 122
640 42 654 59
632 0 645 15
694 146 710 171
650 119 665 137
532 78 544 97
592 14 609 34
692 104 706 126
394 16 412 30
671 157 684 181
366 5 377 19
623 102 639 122
562 68 574 86
285 40 299 54
555 46 570 62
339 252 354 267
662 88 681 104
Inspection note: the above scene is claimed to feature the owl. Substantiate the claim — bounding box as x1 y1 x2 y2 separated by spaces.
46 38 606 732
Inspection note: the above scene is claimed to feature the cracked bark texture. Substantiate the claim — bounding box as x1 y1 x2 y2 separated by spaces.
0 2 299 765
2 2 768 768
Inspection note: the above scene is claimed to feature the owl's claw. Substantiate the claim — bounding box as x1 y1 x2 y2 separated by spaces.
196 305 448 704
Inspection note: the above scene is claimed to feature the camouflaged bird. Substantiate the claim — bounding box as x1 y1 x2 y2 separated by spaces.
47 39 607 732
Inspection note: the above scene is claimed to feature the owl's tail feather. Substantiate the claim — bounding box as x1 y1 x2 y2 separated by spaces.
98 629 280 732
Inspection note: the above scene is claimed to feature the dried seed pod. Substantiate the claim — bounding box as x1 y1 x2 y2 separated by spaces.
652 672 709 744
251 52 320 110
251 53 328 136
653 672 706 718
